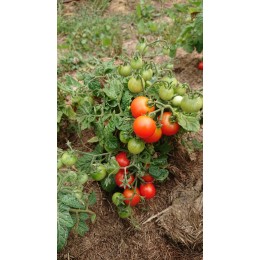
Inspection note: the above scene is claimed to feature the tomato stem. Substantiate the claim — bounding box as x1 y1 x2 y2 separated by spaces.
70 208 95 215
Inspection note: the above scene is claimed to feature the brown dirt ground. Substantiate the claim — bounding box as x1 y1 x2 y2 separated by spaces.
58 1 203 259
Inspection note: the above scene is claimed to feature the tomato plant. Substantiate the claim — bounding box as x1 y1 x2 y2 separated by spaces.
140 183 156 199
57 39 203 242
130 96 155 118
123 188 141 206
115 152 130 167
133 115 156 138
159 112 180 136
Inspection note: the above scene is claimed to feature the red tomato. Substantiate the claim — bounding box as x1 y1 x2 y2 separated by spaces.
133 116 156 138
115 170 135 188
143 127 162 143
123 188 141 206
130 96 155 118
159 112 180 136
115 152 130 167
140 183 156 199
142 174 154 183
198 61 203 70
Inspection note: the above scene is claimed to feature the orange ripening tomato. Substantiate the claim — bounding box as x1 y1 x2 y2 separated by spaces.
143 127 162 143
123 188 141 206
130 96 155 118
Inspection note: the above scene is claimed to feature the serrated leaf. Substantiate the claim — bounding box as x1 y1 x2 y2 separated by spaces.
177 113 200 132
87 136 99 143
57 223 69 252
57 207 74 252
104 135 120 151
121 89 133 110
149 166 169 181
87 191 96 206
61 194 86 209
103 78 121 100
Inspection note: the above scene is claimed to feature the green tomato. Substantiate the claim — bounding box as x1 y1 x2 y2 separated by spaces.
61 152 77 167
180 95 203 113
77 173 88 185
174 84 187 95
159 85 174 101
166 64 174 70
130 57 143 70
136 42 147 54
117 206 132 219
118 65 132 77
57 159 63 169
162 77 178 88
100 174 117 192
119 131 131 144
74 189 83 199
141 69 153 81
163 47 170 56
90 165 107 181
128 77 145 93
171 95 183 106
112 192 124 206
127 138 145 154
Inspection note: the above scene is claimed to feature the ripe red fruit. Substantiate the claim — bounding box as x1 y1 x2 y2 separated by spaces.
198 61 203 70
140 183 156 199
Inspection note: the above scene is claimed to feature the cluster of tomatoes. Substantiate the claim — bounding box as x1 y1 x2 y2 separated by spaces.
111 151 156 218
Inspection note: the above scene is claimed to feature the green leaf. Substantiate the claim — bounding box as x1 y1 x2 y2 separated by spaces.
75 219 89 236
57 223 69 252
104 157 120 175
57 110 63 123
87 136 99 143
151 156 168 166
121 89 133 110
104 135 120 151
100 174 117 192
60 194 86 209
80 212 89 221
177 113 200 132
62 105 76 120
154 140 172 154
149 166 169 181
57 206 74 252
66 75 82 88
103 78 122 100
87 191 96 206
91 213 96 223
